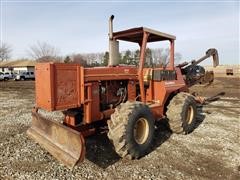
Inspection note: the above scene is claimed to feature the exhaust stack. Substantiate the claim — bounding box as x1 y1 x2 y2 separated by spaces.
108 15 119 66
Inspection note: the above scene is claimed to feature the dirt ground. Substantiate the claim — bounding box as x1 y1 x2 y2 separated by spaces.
0 77 239 180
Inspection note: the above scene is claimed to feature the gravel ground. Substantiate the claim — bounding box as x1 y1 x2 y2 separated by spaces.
0 78 239 180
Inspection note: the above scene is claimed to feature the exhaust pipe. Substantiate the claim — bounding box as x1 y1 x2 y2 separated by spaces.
108 15 119 66
109 15 114 40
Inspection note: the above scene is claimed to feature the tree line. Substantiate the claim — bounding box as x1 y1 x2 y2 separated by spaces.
0 41 182 66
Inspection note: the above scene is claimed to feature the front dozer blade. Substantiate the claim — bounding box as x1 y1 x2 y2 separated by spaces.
27 111 85 168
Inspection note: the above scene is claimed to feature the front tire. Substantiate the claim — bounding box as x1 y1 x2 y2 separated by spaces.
108 101 155 159
166 92 197 134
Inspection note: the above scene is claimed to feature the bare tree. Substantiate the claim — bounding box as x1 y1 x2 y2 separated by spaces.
71 54 88 67
28 41 60 61
174 52 182 64
151 48 182 67
151 48 168 66
81 52 104 65
0 42 12 61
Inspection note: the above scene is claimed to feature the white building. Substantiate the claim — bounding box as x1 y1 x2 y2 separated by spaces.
0 60 36 73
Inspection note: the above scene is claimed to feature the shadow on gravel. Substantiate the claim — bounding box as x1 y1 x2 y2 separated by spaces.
85 120 173 169
152 119 172 151
148 101 210 158
85 132 120 169
85 106 207 169
151 105 206 154
84 94 227 169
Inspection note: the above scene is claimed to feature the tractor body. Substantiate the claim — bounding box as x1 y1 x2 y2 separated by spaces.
27 16 219 168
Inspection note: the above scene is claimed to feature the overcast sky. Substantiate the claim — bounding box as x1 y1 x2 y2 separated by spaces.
0 0 239 65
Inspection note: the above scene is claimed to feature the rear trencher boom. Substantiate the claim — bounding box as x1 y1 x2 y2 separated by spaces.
27 15 219 168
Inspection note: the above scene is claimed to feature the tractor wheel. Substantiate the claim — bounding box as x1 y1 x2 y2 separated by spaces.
166 92 197 134
107 101 155 159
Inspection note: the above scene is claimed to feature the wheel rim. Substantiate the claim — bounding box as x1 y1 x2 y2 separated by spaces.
186 106 194 124
134 118 149 144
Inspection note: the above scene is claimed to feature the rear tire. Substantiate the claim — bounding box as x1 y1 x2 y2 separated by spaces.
108 101 155 159
166 92 197 134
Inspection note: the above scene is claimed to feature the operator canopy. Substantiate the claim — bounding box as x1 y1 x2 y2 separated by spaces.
112 27 176 43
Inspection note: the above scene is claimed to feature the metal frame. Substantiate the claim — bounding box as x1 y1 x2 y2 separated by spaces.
113 27 176 103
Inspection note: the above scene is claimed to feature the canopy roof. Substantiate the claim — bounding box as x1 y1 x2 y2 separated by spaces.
113 27 176 43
